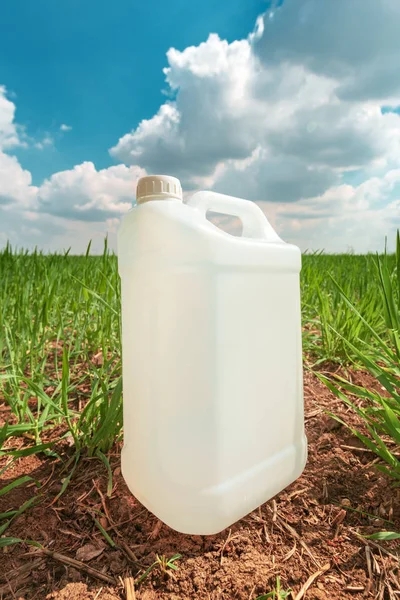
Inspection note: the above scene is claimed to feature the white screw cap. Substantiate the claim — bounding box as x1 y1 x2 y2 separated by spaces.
136 175 182 204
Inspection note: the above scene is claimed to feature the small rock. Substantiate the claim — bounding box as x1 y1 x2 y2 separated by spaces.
341 498 351 507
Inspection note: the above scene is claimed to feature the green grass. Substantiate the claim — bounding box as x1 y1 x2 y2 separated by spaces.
318 232 400 483
301 251 396 364
255 576 291 599
1 234 398 587
0 236 398 480
0 240 122 485
135 553 182 585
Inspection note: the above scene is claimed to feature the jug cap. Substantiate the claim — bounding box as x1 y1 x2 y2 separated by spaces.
136 175 182 203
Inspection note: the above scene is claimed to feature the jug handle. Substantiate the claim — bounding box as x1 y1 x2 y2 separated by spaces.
187 191 282 242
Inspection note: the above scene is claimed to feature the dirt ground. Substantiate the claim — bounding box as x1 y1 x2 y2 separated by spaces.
1 367 399 600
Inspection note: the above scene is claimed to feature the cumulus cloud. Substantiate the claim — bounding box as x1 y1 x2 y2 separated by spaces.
278 171 400 221
0 85 145 251
0 157 143 252
253 0 400 102
0 152 37 208
266 170 400 253
0 93 146 225
110 12 400 203
213 148 338 203
37 162 145 221
2 0 400 252
0 86 23 150
110 36 261 182
60 124 72 132
0 157 146 226
0 87 145 223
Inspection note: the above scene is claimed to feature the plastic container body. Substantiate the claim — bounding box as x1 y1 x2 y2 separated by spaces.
118 190 307 535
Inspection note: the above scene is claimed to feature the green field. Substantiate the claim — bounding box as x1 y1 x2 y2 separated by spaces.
0 242 398 460
0 238 399 598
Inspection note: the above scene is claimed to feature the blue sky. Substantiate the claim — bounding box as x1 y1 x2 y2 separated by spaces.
1 0 266 185
0 0 399 253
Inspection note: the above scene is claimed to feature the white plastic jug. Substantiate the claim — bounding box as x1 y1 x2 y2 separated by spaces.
118 174 307 535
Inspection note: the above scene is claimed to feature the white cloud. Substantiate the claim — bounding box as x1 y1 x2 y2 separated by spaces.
110 26 400 200
34 135 54 150
0 85 146 250
212 147 338 203
0 86 37 214
110 35 263 181
37 162 146 221
108 0 400 252
0 152 37 207
2 0 400 252
0 209 64 251
0 158 145 252
267 170 400 253
0 207 120 254
0 156 147 224
253 0 400 103
0 86 23 150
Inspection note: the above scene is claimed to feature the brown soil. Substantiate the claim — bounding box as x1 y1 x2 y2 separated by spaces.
1 367 399 600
